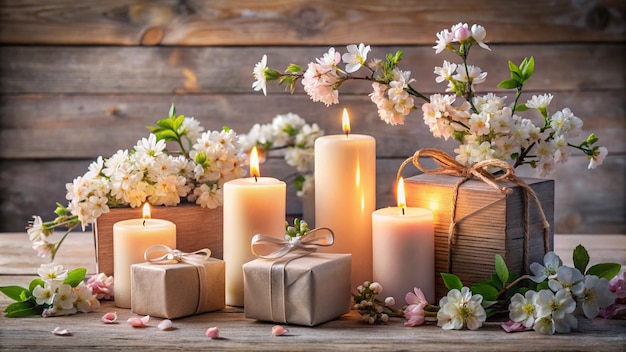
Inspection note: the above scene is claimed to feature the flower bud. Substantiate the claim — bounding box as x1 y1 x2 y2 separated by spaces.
384 297 396 307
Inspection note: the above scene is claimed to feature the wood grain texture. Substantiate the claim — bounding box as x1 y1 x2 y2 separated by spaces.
1 92 623 159
1 0 624 45
0 233 624 352
1 44 624 94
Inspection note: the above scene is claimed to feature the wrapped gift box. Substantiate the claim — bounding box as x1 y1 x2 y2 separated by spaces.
243 253 351 326
404 174 554 299
94 204 223 275
131 258 225 319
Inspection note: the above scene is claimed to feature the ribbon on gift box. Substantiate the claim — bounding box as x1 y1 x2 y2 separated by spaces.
250 228 334 323
397 148 551 272
144 245 214 315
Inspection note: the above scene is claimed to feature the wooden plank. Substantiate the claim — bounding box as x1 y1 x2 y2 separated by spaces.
0 44 624 94
1 92 624 159
1 155 624 235
0 0 624 45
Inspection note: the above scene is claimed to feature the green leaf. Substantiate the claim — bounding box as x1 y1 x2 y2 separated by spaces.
284 64 302 73
173 114 185 131
154 129 179 141
490 273 504 290
4 301 42 318
522 57 535 81
508 60 521 76
222 126 231 132
536 281 550 291
495 254 509 284
195 151 208 167
0 286 29 302
573 244 590 274
586 263 621 280
64 268 87 287
497 79 519 89
470 282 499 301
28 279 44 293
441 273 463 291
156 117 175 130
169 104 176 118
514 104 529 112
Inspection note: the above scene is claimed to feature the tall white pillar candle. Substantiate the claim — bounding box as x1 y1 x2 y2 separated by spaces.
223 147 286 306
113 203 176 308
372 178 435 304
315 109 376 290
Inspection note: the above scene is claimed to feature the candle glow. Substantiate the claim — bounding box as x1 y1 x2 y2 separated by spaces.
342 108 351 137
250 146 260 180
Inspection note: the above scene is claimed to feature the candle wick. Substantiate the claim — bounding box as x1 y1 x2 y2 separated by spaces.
402 207 405 216
344 131 349 138
143 220 146 227
254 175 258 182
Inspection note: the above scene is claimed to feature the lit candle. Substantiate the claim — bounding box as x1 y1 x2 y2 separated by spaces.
372 178 435 304
113 203 176 308
315 108 376 290
223 146 286 306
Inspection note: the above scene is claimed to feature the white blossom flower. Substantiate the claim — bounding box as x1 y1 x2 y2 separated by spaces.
588 146 608 170
433 29 453 54
470 24 490 51
579 275 616 319
252 54 268 96
530 251 563 283
509 290 538 328
342 43 371 73
32 282 55 306
53 284 78 311
548 266 584 296
38 264 68 281
437 287 486 330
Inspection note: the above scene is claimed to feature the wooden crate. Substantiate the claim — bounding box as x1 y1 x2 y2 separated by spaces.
93 203 223 276
404 174 554 299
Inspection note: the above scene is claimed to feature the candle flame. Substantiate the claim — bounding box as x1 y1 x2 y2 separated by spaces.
397 177 407 214
142 203 151 219
342 108 350 137
250 146 260 180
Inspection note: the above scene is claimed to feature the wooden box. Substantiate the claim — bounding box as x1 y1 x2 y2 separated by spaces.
404 174 554 299
93 203 223 275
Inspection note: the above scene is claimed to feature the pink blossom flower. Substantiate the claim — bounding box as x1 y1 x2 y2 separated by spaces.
86 273 115 300
404 288 428 327
127 315 150 328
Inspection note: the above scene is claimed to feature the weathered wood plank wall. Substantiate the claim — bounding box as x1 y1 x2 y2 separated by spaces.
0 0 624 234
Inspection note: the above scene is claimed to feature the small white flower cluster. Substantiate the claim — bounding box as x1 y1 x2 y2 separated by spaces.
353 281 397 324
32 264 100 317
508 252 616 335
255 22 607 176
240 113 323 196
66 121 247 226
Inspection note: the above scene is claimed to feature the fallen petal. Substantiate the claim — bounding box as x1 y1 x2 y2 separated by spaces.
158 319 173 331
206 327 219 339
51 327 71 336
127 317 146 328
101 312 118 324
271 325 289 336
140 315 150 324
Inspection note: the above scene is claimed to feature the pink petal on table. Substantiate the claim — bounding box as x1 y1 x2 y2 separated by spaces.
101 312 118 324
127 315 150 328
51 327 72 336
271 325 289 336
206 327 219 339
158 319 173 331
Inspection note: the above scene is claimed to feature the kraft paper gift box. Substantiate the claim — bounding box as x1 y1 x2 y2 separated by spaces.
404 173 554 299
243 253 352 326
131 258 225 319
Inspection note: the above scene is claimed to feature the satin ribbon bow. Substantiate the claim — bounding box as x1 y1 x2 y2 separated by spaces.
144 244 212 266
251 227 334 260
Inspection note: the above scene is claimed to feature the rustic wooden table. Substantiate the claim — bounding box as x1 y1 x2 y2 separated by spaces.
1 232 625 351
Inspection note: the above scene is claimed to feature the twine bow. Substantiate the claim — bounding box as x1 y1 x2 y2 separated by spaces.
144 245 212 266
251 227 335 260
143 244 215 315
397 148 551 271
